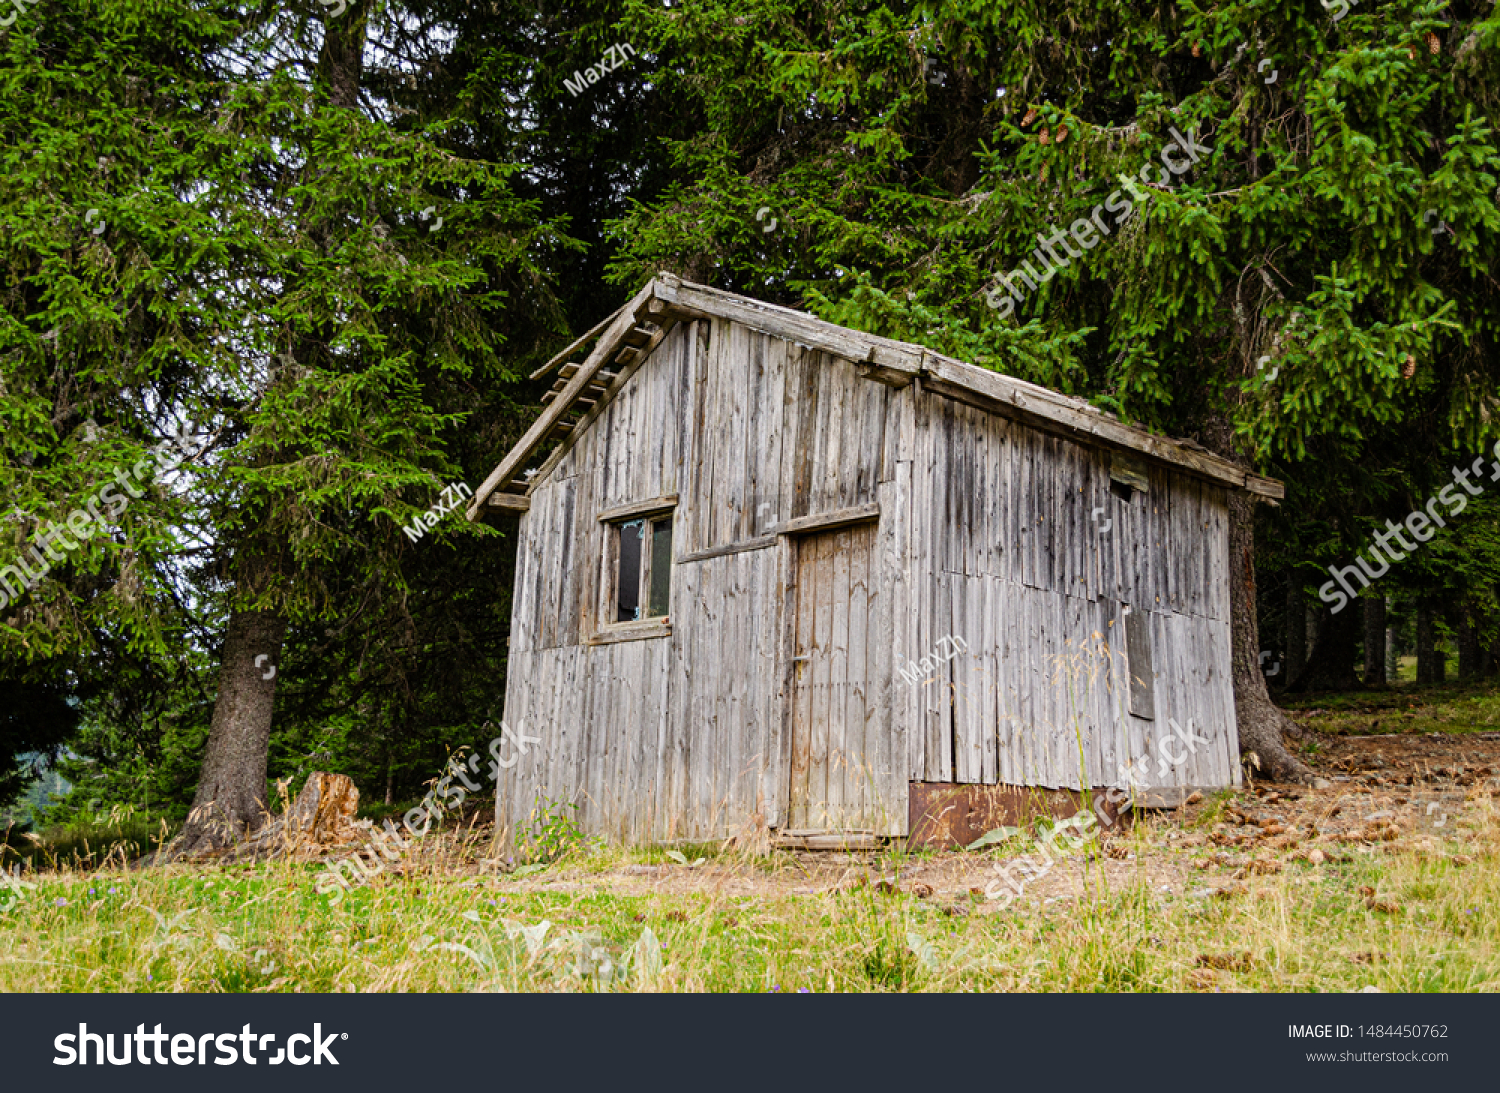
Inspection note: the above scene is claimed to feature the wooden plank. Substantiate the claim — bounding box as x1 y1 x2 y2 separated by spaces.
807 533 833 827
772 832 882 850
469 281 656 516
486 493 531 512
771 503 881 537
789 346 819 520
869 484 899 833
654 274 926 375
683 321 710 556
676 536 777 564
827 527 852 826
728 551 751 833
596 494 679 523
700 317 728 549
757 336 789 535
918 358 1259 493
722 322 749 546
773 533 797 831
587 621 672 646
743 330 767 540
555 476 580 647
528 303 633 380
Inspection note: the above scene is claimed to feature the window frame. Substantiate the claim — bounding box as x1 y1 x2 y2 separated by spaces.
596 496 677 641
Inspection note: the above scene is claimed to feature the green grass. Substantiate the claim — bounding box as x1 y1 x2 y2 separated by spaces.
1280 676 1500 736
2 811 172 874
0 809 1494 992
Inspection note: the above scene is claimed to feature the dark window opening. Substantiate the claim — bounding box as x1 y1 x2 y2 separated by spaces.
1110 478 1135 503
613 513 673 623
649 516 673 617
616 520 643 622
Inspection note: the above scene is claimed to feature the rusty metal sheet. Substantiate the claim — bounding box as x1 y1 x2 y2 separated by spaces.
907 782 1130 850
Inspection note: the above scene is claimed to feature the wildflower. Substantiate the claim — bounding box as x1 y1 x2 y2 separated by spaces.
90 888 96 896
108 887 117 894
771 985 781 992
53 897 68 907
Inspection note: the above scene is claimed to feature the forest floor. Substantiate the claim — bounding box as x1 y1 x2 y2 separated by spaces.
2 681 1498 992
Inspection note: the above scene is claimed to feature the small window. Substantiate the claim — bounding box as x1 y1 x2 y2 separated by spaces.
613 514 673 622
1122 603 1155 720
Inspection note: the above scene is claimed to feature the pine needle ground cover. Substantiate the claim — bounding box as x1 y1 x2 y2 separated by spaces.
3 689 1497 994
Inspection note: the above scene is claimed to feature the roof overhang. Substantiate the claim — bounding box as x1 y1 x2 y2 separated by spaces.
467 274 1284 520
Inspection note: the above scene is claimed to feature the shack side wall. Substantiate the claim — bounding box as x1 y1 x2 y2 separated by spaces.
894 393 1240 795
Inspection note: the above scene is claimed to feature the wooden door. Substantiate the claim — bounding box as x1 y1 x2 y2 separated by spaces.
788 522 882 832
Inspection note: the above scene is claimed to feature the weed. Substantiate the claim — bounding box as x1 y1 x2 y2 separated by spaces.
521 798 592 866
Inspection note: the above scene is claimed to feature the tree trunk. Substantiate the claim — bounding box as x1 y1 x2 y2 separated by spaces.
1416 602 1437 684
1290 603 1361 692
1455 607 1481 680
1225 489 1313 783
1363 595 1386 685
1285 580 1306 684
1384 597 1399 681
174 609 286 854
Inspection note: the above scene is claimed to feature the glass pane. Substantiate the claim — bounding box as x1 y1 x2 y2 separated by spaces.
617 521 643 622
649 516 673 617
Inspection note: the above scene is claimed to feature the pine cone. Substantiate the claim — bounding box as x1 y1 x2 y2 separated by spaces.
1038 127 1050 145
1191 42 1201 58
1426 31 1440 54
1021 107 1038 126
1402 354 1417 379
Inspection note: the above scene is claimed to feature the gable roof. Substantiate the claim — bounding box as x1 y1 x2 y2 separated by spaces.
466 274 1283 519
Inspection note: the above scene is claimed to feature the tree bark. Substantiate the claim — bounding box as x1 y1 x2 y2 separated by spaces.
1363 595 1386 685
1225 489 1313 783
1416 601 1437 683
1285 580 1306 684
1289 603 1361 692
174 609 286 853
1455 607 1481 680
1385 596 1400 680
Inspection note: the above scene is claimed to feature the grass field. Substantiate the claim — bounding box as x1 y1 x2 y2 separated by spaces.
3 682 1497 993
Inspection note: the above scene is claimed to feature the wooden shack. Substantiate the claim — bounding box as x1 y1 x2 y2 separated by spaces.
468 275 1284 848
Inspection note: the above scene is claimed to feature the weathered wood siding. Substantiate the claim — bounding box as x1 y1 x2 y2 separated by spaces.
890 393 1239 795
498 316 1238 846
